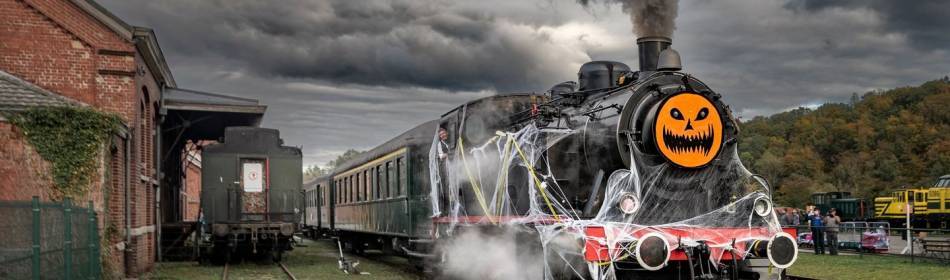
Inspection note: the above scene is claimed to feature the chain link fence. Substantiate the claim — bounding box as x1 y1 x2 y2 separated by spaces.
0 197 101 280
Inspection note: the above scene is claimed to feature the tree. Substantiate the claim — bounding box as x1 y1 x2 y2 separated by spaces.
303 149 366 181
739 78 950 205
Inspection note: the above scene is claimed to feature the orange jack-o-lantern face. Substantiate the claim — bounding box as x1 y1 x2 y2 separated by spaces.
654 92 723 168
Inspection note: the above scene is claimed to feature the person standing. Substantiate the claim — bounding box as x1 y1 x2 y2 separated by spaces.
808 209 825 254
792 209 801 226
782 209 797 227
824 208 842 255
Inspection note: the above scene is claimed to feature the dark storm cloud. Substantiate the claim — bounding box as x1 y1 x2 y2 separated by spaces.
96 0 950 166
785 0 950 51
97 0 591 93
670 0 949 117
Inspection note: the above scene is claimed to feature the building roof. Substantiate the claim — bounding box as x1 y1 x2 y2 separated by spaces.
0 70 82 115
161 87 266 142
163 87 266 114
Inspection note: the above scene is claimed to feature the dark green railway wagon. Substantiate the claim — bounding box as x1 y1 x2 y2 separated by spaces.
323 94 542 257
327 120 438 254
302 176 331 238
199 127 302 262
810 192 871 221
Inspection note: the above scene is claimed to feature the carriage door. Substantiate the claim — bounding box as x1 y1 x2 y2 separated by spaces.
241 159 268 221
316 184 322 228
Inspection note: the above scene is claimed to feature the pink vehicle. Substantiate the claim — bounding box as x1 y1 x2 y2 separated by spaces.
861 222 890 253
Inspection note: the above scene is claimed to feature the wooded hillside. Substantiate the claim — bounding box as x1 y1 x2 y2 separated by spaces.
738 78 950 207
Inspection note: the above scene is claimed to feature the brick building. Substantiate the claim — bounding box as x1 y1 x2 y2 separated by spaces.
182 141 201 221
0 0 172 277
1 0 268 277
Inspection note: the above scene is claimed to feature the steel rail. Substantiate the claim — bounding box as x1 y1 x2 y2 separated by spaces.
278 262 298 280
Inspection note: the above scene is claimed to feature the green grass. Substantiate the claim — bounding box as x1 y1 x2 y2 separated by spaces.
788 253 950 280
146 239 424 280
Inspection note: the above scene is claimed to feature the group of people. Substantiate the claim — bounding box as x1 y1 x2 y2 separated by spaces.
777 207 842 255
807 208 842 255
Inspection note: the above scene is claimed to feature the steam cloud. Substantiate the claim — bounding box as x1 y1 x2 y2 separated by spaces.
439 228 543 280
579 0 680 37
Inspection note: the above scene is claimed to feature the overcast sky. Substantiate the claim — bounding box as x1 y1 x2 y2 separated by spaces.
97 0 950 168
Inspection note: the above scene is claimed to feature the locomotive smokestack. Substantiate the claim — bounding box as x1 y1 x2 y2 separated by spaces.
637 36 671 72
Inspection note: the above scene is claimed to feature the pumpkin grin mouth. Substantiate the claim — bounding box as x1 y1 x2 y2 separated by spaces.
662 124 715 156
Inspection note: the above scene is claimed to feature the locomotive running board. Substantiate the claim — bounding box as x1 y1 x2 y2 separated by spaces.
401 246 436 259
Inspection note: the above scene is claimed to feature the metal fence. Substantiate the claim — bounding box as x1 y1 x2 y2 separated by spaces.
790 223 950 264
0 197 101 280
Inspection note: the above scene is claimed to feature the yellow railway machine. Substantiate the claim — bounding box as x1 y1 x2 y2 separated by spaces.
874 175 950 228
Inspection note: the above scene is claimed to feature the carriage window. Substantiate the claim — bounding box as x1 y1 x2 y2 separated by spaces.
397 157 406 197
916 192 924 202
386 161 394 198
376 166 383 199
362 171 368 202
365 170 372 200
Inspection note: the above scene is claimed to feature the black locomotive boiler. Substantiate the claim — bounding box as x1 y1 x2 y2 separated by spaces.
199 127 302 263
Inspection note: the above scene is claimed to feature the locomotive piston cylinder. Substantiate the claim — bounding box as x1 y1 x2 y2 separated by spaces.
634 232 671 271
748 232 798 269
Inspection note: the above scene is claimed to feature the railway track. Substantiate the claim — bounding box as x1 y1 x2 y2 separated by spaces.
278 262 299 280
221 262 229 280
221 262 298 280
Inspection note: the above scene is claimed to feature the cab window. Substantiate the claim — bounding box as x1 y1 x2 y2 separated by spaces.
440 111 460 149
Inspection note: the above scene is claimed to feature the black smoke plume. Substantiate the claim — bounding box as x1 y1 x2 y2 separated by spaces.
578 0 679 37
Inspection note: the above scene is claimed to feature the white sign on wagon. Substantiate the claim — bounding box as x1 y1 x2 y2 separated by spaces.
243 162 264 192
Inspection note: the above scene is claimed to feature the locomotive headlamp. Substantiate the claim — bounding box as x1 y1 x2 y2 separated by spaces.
618 193 640 214
753 197 773 217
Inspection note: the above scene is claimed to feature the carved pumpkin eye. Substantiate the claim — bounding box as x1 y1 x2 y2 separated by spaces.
670 108 684 120
696 108 709 121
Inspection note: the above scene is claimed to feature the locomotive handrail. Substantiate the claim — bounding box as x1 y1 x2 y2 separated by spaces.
456 136 496 224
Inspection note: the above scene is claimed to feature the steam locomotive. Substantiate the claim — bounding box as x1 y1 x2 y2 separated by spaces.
303 36 797 279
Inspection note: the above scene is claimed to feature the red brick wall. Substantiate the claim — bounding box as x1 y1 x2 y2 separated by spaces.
184 161 201 221
0 121 53 201
0 0 161 277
